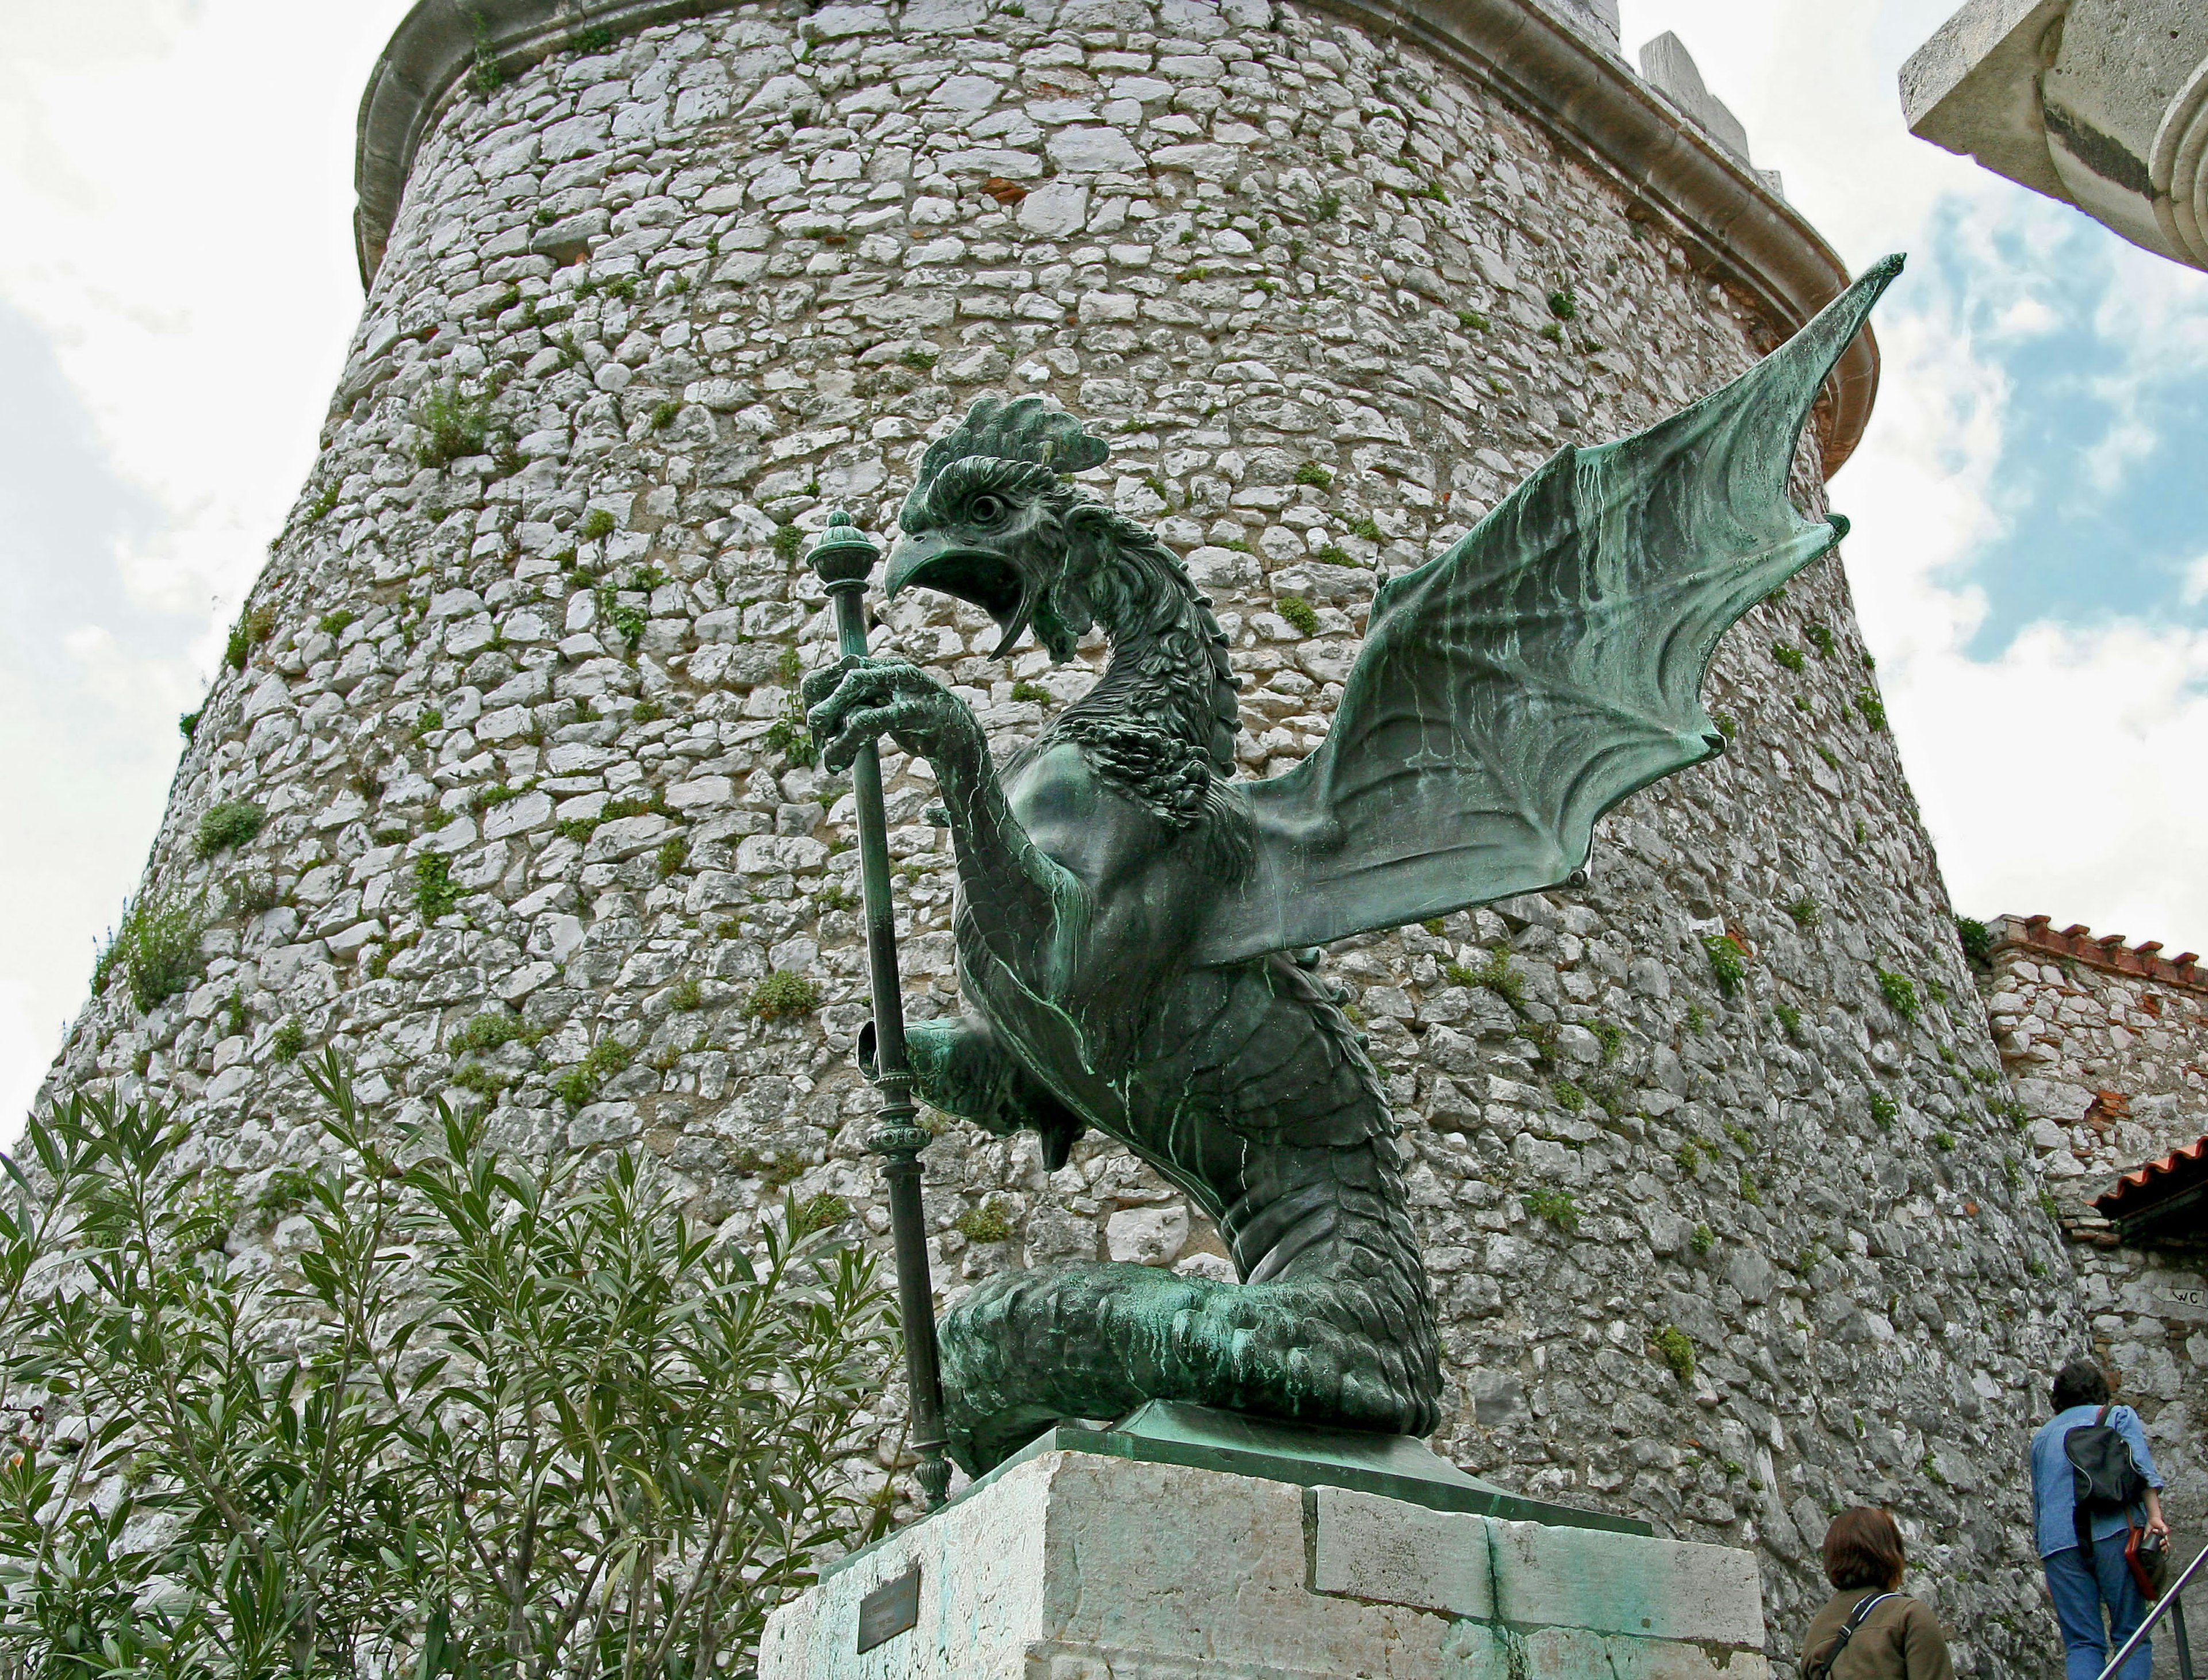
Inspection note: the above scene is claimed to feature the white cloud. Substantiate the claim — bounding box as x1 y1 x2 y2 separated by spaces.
0 0 414 1133
1621 0 2208 958
1994 295 2057 337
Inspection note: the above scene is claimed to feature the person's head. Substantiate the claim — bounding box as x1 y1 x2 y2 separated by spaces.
1823 1507 1906 1592
2053 1360 2111 1414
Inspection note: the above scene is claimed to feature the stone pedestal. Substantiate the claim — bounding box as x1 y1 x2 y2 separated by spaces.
760 1446 1769 1679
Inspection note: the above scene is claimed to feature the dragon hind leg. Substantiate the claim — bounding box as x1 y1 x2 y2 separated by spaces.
937 1234 1441 1476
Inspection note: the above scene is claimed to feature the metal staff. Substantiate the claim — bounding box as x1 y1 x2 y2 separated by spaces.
808 510 952 1510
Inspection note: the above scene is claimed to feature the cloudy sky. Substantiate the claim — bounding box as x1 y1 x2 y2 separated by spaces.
1 1 2203 1127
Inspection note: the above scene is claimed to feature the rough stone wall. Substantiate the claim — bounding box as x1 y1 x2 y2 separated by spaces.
1981 912 2208 1660
45 1 2083 1673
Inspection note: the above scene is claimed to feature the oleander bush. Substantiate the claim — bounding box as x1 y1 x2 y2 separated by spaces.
0 1056 899 1679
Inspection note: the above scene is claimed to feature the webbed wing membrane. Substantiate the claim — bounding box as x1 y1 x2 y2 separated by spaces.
1189 256 1903 968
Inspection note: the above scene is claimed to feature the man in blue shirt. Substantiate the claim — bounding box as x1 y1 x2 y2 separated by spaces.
2029 1359 2169 1680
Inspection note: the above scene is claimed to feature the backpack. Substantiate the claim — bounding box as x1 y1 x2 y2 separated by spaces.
1803 1591 1896 1680
2064 1404 2150 1554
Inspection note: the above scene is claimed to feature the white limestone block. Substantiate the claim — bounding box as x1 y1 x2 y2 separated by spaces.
760 1449 1767 1679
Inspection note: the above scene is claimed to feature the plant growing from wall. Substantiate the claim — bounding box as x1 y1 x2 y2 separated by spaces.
745 971 821 1023
1275 594 1320 635
0 1064 896 1679
1701 933 1747 995
193 801 266 860
413 386 492 469
91 894 207 1013
1523 1184 1580 1234
1652 1324 1694 1382
1875 966 1919 1022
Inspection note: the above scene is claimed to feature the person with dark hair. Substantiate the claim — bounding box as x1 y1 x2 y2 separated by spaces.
2031 1359 2168 1680
1799 1507 1955 1678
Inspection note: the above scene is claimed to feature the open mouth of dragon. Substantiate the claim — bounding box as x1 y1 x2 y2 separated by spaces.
884 534 1036 655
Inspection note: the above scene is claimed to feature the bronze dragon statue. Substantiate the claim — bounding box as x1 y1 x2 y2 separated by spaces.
804 258 1902 1477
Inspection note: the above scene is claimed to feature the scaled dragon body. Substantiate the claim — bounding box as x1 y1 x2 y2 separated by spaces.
806 259 1902 1476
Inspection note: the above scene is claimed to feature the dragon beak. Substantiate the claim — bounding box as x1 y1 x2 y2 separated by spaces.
884 531 1038 657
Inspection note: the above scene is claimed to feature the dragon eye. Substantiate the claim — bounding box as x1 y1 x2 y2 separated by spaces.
968 494 1008 526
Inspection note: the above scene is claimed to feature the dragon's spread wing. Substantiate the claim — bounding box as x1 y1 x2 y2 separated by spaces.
1189 256 1903 969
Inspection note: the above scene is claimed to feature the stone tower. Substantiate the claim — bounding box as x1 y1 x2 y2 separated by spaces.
52 0 2085 1670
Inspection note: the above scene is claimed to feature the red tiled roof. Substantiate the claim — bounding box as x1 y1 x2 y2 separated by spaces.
2093 1134 2208 1229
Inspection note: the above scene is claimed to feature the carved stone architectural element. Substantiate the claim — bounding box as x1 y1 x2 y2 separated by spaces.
1903 0 2208 271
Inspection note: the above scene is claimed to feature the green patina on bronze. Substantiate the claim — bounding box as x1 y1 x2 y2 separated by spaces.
807 258 1903 1478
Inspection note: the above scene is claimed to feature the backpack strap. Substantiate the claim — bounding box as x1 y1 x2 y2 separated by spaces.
2074 1405 2114 1556
1806 1592 1897 1679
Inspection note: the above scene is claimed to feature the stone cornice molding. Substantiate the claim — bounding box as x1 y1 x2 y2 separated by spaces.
357 0 1880 474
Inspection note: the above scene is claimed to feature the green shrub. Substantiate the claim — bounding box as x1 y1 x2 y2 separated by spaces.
764 697 818 767
771 524 804 563
1652 1324 1694 1382
1868 1090 1900 1127
451 1063 513 1099
1546 286 1577 320
1455 309 1490 333
1346 515 1383 543
1276 594 1320 635
178 708 201 742
1854 686 1888 731
670 976 704 1011
1484 948 1531 1007
193 800 265 859
1010 680 1049 704
898 344 939 372
1956 916 1992 964
580 508 618 542
792 1191 852 1236
1784 894 1822 929
1772 642 1805 672
1689 1222 1716 1256
1805 624 1835 657
414 385 492 468
954 1199 1017 1243
1293 461 1333 489
1772 1002 1801 1037
1523 1184 1580 1234
415 853 463 920
1702 933 1747 995
1550 1078 1586 1113
92 895 206 1013
553 1037 635 1109
467 10 507 93
0 1071 896 1679
656 835 689 878
271 1018 306 1064
1931 1131 1956 1152
254 1161 320 1219
1876 966 1919 1021
746 971 822 1022
448 1011 535 1055
317 608 355 638
224 604 276 670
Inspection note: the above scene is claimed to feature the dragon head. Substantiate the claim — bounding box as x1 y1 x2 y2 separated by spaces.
886 397 1113 661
